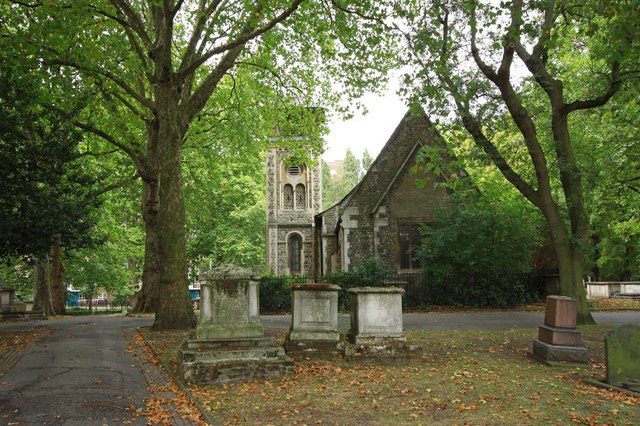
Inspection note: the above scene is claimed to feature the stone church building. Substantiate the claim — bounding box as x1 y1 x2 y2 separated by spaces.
266 108 453 278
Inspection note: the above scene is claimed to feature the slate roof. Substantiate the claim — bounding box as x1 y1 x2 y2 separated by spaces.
317 107 449 221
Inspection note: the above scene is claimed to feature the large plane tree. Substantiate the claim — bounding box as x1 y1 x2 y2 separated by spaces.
7 0 394 328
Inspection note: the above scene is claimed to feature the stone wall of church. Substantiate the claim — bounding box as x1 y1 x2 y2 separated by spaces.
275 226 314 275
339 114 450 273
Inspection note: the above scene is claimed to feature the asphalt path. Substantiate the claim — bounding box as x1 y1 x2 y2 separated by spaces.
0 315 153 425
260 310 640 332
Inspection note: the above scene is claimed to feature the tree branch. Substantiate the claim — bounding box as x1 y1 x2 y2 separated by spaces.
178 0 224 74
81 174 140 207
563 61 622 114
469 3 498 82
329 0 388 27
183 46 243 124
179 0 304 79
44 58 154 110
461 112 542 207
107 0 152 48
236 60 305 97
71 120 144 172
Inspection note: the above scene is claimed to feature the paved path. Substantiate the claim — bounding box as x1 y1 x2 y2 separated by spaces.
0 315 153 425
260 310 640 332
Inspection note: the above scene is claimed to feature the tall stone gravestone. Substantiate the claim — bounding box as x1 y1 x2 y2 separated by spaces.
605 324 640 392
180 265 293 384
531 295 588 364
284 283 342 359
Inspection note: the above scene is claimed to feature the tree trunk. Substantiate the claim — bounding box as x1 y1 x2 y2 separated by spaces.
543 201 595 325
554 241 594 324
33 257 54 317
151 85 196 330
50 235 65 315
549 110 594 325
134 179 161 313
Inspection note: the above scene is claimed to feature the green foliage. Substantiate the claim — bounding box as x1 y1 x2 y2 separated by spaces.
395 0 640 307
64 185 143 301
0 62 101 259
415 193 541 308
0 260 32 299
362 149 374 171
65 307 123 316
322 148 364 209
321 258 392 310
184 144 267 270
570 86 640 279
259 274 308 313
111 291 133 307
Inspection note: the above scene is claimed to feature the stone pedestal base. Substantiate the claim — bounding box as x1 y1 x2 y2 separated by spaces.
530 339 588 364
180 338 293 384
346 341 422 364
538 325 583 346
283 337 344 360
349 333 406 346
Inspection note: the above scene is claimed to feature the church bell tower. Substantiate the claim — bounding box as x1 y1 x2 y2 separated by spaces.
266 149 322 276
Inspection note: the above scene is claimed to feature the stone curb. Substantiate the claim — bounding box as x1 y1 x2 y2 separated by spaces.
123 329 190 425
136 327 218 426
584 378 640 397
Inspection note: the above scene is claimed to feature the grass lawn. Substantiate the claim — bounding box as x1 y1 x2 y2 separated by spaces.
409 298 640 313
140 325 639 425
589 298 640 311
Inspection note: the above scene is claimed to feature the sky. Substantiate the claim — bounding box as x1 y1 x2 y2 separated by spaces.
322 78 408 163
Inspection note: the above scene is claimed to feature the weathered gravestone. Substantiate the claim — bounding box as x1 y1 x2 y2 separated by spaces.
346 287 421 362
180 265 293 384
605 324 640 392
284 283 343 359
530 295 588 364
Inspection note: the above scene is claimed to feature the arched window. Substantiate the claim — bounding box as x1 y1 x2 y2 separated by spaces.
295 184 306 209
288 233 302 274
283 184 293 210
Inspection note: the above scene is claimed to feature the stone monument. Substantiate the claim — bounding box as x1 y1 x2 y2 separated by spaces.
284 283 342 359
530 295 588 364
180 265 293 384
346 287 421 361
605 324 640 392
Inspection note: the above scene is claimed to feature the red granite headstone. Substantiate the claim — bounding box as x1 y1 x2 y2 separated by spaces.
530 295 588 364
544 295 577 328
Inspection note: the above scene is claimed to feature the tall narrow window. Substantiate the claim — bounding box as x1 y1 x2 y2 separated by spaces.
295 184 306 209
288 234 302 274
283 184 294 210
398 224 422 270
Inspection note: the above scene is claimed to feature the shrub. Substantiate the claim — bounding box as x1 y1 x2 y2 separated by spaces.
320 258 392 310
259 274 308 313
415 193 541 308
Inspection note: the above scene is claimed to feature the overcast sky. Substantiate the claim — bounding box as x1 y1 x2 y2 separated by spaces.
322 77 408 163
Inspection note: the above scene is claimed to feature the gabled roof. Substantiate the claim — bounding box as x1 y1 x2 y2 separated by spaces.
370 141 423 214
318 107 447 221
